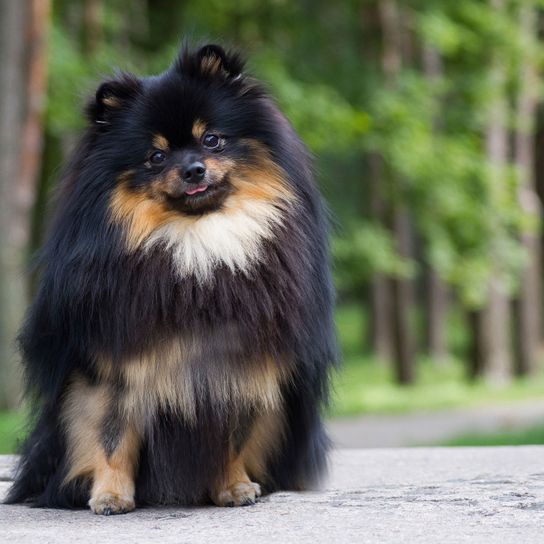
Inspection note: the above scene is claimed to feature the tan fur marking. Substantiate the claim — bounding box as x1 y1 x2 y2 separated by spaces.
220 455 252 488
228 163 293 205
200 55 222 75
152 167 185 199
242 408 285 481
110 144 296 276
61 377 140 489
203 156 233 179
211 453 255 506
109 181 179 249
89 425 139 514
102 96 121 108
115 344 290 425
62 377 110 483
192 119 207 140
119 341 197 423
212 406 285 505
228 139 295 205
152 134 169 151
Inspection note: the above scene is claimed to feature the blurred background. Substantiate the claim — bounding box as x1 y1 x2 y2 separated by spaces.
2 0 544 451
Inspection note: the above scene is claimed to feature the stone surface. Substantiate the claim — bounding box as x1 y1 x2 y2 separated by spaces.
1 447 544 543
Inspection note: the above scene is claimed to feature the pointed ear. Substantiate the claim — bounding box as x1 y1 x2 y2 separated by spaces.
86 74 141 126
196 44 244 79
176 43 245 81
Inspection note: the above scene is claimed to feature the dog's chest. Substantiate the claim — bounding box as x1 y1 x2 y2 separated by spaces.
143 199 285 280
116 339 287 424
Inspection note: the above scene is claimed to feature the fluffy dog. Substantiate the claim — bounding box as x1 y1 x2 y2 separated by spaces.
7 43 336 514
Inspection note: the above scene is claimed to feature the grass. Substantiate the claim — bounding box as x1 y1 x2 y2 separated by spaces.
0 410 26 454
329 304 544 417
1 303 544 452
443 425 544 446
330 352 544 417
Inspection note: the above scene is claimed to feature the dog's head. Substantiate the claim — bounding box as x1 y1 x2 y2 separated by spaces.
84 44 295 259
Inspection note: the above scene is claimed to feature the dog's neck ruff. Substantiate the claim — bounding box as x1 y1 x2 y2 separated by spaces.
143 197 288 281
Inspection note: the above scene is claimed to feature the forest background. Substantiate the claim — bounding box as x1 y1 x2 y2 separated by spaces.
2 0 544 450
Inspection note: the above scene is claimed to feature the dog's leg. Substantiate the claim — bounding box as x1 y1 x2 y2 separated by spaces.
211 408 284 507
87 420 140 515
62 377 140 515
210 453 262 507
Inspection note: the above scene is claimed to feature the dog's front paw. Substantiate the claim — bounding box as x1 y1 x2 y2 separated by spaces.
88 492 135 515
213 481 262 507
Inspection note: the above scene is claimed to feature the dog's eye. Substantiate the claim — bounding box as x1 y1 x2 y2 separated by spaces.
149 150 166 164
202 133 221 149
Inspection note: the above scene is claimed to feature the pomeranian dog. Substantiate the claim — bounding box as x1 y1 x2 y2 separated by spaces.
6 44 336 514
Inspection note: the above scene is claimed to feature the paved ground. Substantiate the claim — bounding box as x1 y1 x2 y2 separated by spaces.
2 447 544 543
327 399 544 447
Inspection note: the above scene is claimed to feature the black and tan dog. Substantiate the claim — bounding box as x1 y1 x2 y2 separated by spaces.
6 44 336 514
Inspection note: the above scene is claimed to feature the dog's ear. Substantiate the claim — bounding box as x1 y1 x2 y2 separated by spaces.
175 44 245 81
86 74 142 126
196 44 244 79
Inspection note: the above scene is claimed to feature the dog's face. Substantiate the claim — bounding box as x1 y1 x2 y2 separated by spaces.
85 45 294 263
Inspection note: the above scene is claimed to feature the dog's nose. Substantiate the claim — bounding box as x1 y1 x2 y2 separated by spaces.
182 161 206 183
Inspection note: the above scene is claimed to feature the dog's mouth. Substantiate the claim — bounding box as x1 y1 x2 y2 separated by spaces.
184 184 209 196
165 180 230 214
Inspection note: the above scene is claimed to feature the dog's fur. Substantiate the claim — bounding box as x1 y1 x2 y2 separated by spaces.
6 43 336 513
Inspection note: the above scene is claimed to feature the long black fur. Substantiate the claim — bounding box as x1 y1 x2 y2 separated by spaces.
6 43 336 508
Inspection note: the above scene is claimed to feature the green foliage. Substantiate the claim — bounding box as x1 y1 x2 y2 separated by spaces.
251 51 369 153
330 305 544 417
47 26 90 134
35 0 544 379
367 72 527 305
333 222 412 294
357 1 541 307
0 411 25 455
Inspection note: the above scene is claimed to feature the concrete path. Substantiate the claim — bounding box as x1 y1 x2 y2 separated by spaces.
327 399 544 447
2 447 544 543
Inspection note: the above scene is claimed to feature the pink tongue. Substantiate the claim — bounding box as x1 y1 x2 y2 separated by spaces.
185 185 208 196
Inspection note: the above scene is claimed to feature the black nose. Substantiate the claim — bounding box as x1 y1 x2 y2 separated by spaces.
182 161 206 183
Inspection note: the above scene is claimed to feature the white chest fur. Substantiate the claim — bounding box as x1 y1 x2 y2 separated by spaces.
143 197 286 280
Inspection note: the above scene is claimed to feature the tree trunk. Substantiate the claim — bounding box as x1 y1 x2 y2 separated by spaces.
512 2 541 376
482 279 512 385
425 267 448 362
479 0 512 385
0 0 49 409
378 0 416 383
467 309 484 379
368 153 393 362
0 0 29 410
389 209 415 383
379 0 401 83
421 41 448 363
83 0 102 55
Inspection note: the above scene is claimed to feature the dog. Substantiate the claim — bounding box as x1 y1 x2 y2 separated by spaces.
6 43 336 514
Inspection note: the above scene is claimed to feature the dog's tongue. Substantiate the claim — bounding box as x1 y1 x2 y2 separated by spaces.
185 185 208 196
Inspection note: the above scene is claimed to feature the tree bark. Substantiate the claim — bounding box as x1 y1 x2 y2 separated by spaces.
478 0 512 385
425 267 448 362
379 0 401 83
467 309 484 379
512 2 541 376
368 153 393 362
389 209 415 383
0 0 49 409
83 0 102 55
421 41 448 363
378 0 416 383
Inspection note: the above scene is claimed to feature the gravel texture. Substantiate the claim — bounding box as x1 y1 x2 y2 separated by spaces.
1 447 544 543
